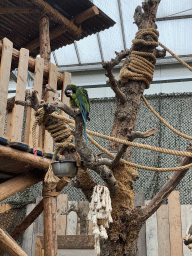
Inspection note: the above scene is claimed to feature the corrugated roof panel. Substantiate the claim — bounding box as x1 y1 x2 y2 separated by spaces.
94 0 124 61
54 44 78 66
75 34 102 64
158 19 192 56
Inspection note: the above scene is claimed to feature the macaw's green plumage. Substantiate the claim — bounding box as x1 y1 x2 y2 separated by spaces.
65 83 90 142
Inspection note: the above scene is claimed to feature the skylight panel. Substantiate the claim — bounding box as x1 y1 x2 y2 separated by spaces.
157 0 192 18
158 19 192 56
75 34 102 64
54 44 79 66
93 0 124 61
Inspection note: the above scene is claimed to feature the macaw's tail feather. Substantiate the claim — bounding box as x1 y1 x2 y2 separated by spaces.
84 126 88 143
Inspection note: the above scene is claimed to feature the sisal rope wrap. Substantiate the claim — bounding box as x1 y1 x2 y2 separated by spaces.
32 108 75 183
119 28 159 88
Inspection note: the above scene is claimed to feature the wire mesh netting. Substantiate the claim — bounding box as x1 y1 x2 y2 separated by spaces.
2 92 192 206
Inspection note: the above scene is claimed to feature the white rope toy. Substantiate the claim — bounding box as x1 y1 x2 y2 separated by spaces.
88 185 113 255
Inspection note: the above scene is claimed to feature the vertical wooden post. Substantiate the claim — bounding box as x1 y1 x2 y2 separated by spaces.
168 190 183 256
39 14 58 256
39 16 51 68
43 182 58 256
0 38 13 137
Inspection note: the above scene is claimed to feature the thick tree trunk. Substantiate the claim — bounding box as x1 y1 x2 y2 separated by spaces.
101 1 161 255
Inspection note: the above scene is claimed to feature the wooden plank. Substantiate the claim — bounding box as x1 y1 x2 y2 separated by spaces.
22 204 36 255
0 203 11 213
0 173 42 203
57 194 68 235
134 193 147 256
0 228 27 256
37 235 95 249
181 205 192 256
0 7 39 15
66 201 78 235
35 236 43 256
157 204 171 256
0 38 13 137
78 201 89 235
44 63 58 153
145 200 158 256
58 250 97 256
168 191 183 256
25 57 44 148
10 48 29 142
61 72 71 117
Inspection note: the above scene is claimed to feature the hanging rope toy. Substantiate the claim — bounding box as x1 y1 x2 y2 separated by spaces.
88 185 113 255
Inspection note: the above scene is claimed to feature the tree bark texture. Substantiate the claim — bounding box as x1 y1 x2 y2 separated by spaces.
101 1 162 255
43 182 57 256
39 15 51 68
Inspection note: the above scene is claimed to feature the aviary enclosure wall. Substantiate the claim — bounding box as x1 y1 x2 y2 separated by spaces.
4 92 192 204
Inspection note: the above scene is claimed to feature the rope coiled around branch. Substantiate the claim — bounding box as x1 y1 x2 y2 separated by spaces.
119 28 159 88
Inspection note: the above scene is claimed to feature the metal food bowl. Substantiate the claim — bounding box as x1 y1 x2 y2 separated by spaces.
51 160 78 178
97 151 117 160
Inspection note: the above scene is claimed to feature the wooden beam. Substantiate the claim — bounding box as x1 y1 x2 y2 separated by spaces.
0 178 69 256
0 172 43 203
25 25 67 52
37 235 95 249
10 48 29 142
0 144 50 171
0 229 27 256
25 6 99 53
30 0 82 36
0 40 64 90
0 38 13 137
0 7 39 15
73 6 99 24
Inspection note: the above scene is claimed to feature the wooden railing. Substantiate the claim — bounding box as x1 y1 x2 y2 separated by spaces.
0 37 70 154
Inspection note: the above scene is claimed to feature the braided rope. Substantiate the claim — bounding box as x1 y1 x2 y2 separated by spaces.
119 28 159 88
141 95 192 140
87 133 192 172
159 42 192 72
32 108 75 161
50 113 192 158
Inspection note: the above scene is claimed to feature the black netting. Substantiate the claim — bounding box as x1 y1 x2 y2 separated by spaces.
3 92 192 205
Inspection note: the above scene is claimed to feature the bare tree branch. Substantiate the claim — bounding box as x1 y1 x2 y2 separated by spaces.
102 49 130 104
128 128 158 141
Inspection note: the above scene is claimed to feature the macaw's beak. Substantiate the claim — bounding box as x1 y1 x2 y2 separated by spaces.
65 89 73 97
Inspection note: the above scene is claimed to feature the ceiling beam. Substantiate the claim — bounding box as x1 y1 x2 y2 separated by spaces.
30 0 82 37
157 14 192 21
73 6 99 24
25 6 99 53
0 7 39 15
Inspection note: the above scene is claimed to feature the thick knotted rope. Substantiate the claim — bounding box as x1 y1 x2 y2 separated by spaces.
141 95 192 140
50 113 192 172
119 28 159 88
32 108 75 183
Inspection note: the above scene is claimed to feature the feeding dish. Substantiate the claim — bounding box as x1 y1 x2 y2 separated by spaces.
51 160 78 178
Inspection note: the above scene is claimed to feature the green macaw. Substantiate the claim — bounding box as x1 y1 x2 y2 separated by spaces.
65 83 90 142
